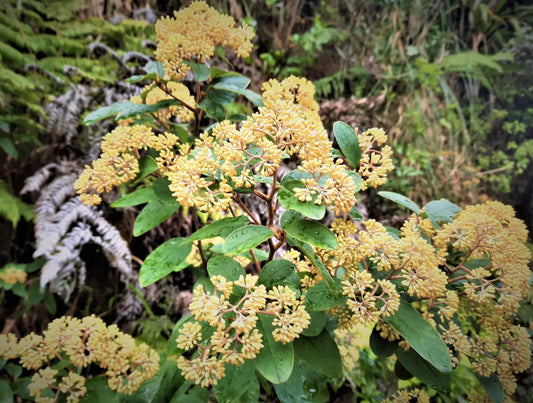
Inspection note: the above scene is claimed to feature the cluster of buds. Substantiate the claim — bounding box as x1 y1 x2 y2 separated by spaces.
176 274 310 387
0 315 160 401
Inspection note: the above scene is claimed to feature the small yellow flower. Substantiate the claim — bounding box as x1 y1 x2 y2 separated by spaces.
0 267 27 284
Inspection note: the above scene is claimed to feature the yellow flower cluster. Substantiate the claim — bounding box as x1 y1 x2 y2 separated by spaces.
326 216 447 307
384 388 430 403
177 274 310 387
154 1 254 79
168 76 357 215
357 127 394 190
433 201 532 395
0 315 159 400
130 82 195 123
334 324 372 371
323 200 531 397
0 266 27 284
434 200 531 313
75 124 155 205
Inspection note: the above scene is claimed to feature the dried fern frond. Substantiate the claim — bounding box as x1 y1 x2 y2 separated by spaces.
22 165 140 318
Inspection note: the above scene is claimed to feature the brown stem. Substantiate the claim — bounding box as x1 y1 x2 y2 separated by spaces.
233 193 261 225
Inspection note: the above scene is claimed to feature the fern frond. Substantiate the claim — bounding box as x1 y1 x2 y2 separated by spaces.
0 10 33 35
0 66 36 90
0 22 27 48
0 42 32 67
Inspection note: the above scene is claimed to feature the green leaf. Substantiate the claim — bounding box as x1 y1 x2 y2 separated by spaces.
152 177 180 206
81 377 119 403
369 324 397 358
184 61 210 82
223 225 273 255
212 73 250 91
258 259 300 290
279 209 304 228
273 360 329 403
207 255 246 282
286 236 337 291
0 181 35 227
282 219 337 250
255 314 294 383
0 379 13 403
280 170 313 185
305 279 345 311
377 191 421 214
383 299 452 372
333 121 361 168
423 199 461 228
211 73 263 106
253 175 273 184
277 182 326 220
477 373 504 403
214 361 260 403
184 216 250 243
349 205 363 221
84 99 185 125
125 73 157 84
0 137 18 159
199 89 237 107
140 237 192 287
301 311 326 337
43 292 56 315
396 348 451 389
394 359 413 380
145 61 165 76
112 187 156 208
133 199 180 236
116 100 185 120
294 329 343 379
83 101 130 125
171 385 210 403
5 362 21 379
238 89 264 107
138 156 158 178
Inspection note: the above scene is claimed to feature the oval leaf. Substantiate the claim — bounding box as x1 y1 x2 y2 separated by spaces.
282 220 337 250
478 373 504 403
140 237 192 287
369 324 398 358
184 215 249 243
223 225 273 255
396 348 451 389
383 299 452 372
112 187 156 208
277 182 326 220
255 314 294 383
273 360 329 403
214 361 260 403
184 61 210 82
333 121 361 168
305 280 345 311
424 199 461 229
207 255 245 282
258 259 300 290
301 311 326 337
133 199 180 236
378 191 421 214
83 101 130 125
294 329 343 379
